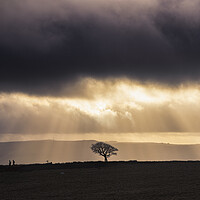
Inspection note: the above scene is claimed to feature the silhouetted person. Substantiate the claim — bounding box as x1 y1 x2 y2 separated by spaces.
12 160 15 166
9 160 11 166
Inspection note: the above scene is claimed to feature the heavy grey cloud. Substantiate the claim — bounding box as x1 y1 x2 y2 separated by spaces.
1 0 200 95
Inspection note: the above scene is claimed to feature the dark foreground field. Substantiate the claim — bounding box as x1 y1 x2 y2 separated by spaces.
1 161 200 200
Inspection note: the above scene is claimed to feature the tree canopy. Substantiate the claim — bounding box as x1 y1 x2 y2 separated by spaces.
91 142 118 162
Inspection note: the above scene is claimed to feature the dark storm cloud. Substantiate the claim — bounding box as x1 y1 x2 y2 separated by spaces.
1 0 200 95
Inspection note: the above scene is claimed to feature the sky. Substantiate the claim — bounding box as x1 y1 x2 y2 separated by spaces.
1 0 200 144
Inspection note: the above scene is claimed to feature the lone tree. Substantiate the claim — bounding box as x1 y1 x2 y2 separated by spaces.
91 142 118 162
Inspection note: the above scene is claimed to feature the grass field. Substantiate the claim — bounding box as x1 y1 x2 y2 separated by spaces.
0 161 200 200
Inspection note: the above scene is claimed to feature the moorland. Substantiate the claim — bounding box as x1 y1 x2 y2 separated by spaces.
1 161 200 200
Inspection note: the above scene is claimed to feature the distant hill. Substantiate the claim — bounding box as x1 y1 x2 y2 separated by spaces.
0 140 200 165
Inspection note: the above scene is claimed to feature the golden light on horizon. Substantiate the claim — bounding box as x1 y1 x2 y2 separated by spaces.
1 77 200 144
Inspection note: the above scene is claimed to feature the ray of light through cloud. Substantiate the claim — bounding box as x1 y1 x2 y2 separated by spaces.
0 78 200 144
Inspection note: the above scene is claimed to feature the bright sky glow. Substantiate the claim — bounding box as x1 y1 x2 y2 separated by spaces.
1 78 200 143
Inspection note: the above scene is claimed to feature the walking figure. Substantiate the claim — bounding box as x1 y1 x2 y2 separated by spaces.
9 160 11 166
12 160 15 166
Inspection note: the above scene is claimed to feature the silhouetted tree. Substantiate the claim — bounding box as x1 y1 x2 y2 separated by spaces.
91 142 118 162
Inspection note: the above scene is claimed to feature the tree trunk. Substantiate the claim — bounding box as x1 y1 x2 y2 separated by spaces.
104 155 108 162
